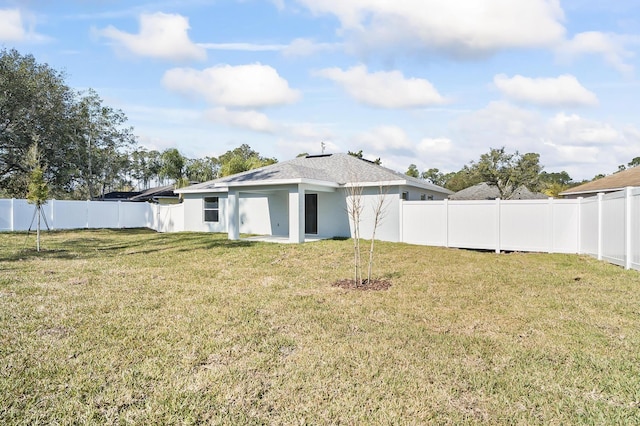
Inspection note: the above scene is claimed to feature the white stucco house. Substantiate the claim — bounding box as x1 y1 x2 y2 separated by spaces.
175 153 452 243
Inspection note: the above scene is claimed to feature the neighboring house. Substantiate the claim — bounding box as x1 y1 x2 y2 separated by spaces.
449 182 547 200
560 166 640 198
129 184 180 204
175 153 452 243
94 191 142 201
94 185 180 204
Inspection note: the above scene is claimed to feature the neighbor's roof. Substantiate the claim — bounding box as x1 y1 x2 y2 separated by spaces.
129 184 178 202
177 153 452 194
559 166 640 196
449 182 547 200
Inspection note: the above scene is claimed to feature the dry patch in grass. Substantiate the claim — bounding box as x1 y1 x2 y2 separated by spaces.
1 229 639 424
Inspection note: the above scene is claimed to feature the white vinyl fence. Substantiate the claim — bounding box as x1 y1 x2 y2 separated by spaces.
399 186 640 270
2 187 640 271
0 199 155 231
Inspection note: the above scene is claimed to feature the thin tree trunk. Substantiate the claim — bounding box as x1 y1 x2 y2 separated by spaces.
36 206 41 252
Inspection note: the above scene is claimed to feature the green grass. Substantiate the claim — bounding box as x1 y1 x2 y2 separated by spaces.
1 229 639 424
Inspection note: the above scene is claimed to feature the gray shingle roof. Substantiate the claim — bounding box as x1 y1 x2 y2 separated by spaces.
180 153 452 194
449 182 548 200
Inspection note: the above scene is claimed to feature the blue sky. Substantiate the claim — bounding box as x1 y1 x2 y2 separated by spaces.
2 0 640 180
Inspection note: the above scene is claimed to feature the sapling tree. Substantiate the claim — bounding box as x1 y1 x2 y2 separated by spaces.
26 145 49 251
346 182 364 286
346 181 389 287
367 186 389 284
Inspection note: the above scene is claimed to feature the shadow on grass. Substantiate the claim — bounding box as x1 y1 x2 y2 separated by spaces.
0 229 257 262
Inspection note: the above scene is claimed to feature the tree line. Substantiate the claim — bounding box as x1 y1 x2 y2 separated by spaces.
0 49 276 200
405 147 637 198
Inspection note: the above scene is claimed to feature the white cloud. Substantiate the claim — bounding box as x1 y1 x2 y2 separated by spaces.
557 31 635 74
205 107 276 133
418 138 453 154
96 12 206 61
197 42 287 52
549 113 619 144
316 65 447 108
293 0 565 56
494 74 598 107
0 8 48 43
162 63 301 108
353 125 415 155
456 101 639 179
0 9 25 41
282 38 339 56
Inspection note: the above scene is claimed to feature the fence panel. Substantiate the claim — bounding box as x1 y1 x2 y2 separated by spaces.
156 204 184 233
52 200 89 229
401 201 447 246
0 199 13 231
447 201 498 250
88 201 119 228
579 197 598 257
551 200 580 253
631 189 640 270
120 202 154 228
600 191 626 267
499 200 550 252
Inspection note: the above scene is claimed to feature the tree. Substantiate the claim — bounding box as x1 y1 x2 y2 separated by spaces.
345 180 389 287
405 164 420 178
628 157 640 168
26 145 49 252
185 157 218 183
468 147 543 199
346 182 364 286
421 168 447 186
540 171 573 197
71 89 137 198
0 48 75 197
444 166 479 192
218 144 277 177
348 150 381 165
0 49 138 199
366 186 388 284
159 148 186 184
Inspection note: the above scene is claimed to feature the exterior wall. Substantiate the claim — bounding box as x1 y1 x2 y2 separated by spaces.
399 185 449 201
345 186 402 242
182 193 227 232
316 190 350 238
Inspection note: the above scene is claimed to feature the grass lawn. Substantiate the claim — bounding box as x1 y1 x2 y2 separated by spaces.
1 229 639 424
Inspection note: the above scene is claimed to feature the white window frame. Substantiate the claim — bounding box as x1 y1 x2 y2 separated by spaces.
204 197 219 222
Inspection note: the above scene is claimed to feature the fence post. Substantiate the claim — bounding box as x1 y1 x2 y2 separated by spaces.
576 197 582 255
10 198 14 231
597 193 603 261
625 187 632 270
118 201 122 229
444 198 449 248
50 199 55 230
86 200 90 229
548 197 554 253
495 198 501 253
398 198 403 243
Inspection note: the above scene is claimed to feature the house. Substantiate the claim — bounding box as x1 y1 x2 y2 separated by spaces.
94 191 142 201
175 153 452 243
129 184 180 204
560 166 640 198
449 182 547 200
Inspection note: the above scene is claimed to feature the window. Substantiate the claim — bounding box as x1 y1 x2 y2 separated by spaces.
428 195 434 200
204 197 219 222
420 194 426 201
401 191 409 200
